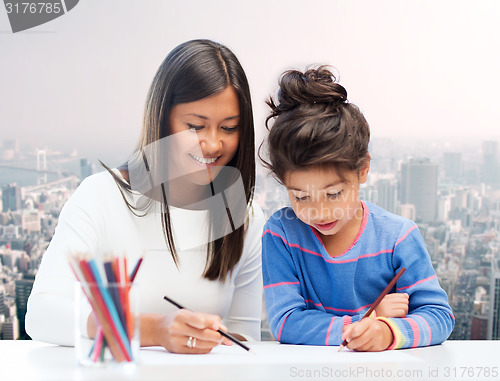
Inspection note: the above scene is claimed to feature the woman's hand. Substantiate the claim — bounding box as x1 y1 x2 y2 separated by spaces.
87 309 233 354
375 292 409 318
341 318 393 352
147 310 233 354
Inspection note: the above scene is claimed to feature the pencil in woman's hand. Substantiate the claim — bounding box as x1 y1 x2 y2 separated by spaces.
162 295 255 354
338 267 406 352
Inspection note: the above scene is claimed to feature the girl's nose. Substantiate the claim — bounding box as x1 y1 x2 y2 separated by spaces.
308 202 332 221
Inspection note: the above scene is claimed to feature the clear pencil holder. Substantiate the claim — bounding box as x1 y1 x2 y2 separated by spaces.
74 281 140 367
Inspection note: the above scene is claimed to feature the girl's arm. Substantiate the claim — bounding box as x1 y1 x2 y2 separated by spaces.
262 224 367 345
344 223 455 350
376 224 455 349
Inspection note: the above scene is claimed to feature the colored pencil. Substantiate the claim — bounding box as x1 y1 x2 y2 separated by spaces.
338 267 406 352
88 259 132 359
86 255 144 361
130 257 143 282
69 257 127 362
104 260 127 336
69 253 135 362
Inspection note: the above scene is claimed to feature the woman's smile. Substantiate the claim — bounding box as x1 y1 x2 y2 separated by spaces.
188 153 220 167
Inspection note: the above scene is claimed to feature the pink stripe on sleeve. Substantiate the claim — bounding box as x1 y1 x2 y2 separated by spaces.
305 300 372 314
405 318 420 348
277 314 290 342
325 316 335 345
264 227 393 264
264 281 300 289
397 274 436 291
304 299 323 308
395 225 418 247
324 303 372 313
262 229 324 257
414 314 432 346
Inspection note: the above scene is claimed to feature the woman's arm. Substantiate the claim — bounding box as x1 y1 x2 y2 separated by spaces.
87 310 231 354
26 177 102 345
222 203 266 341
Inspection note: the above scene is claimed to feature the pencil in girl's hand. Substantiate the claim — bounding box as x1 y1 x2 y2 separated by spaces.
162 295 256 354
338 267 406 352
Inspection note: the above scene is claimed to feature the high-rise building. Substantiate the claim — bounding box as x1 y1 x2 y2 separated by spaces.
80 158 94 181
0 285 5 317
396 204 416 221
0 139 19 161
443 152 463 184
488 258 500 340
2 139 19 152
470 314 489 340
481 141 500 187
400 158 438 223
1 316 19 340
1 184 21 212
375 179 398 214
15 273 35 339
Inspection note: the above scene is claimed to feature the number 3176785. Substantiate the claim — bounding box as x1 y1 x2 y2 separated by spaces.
5 2 62 14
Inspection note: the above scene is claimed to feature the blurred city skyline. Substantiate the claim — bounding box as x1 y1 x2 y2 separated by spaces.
1 0 500 167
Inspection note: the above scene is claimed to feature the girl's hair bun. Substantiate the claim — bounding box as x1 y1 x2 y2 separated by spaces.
275 65 347 111
262 64 370 183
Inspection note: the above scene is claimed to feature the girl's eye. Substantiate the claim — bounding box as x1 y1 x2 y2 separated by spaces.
187 123 204 131
327 191 343 200
294 195 310 202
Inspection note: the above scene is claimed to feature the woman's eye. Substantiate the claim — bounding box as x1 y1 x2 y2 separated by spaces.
222 125 239 132
187 123 204 131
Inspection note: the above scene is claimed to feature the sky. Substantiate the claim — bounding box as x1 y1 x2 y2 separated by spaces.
1 0 500 167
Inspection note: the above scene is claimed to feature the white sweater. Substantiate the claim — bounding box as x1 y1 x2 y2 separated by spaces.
25 170 265 345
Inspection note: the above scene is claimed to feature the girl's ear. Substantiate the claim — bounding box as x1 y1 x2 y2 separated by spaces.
359 157 371 184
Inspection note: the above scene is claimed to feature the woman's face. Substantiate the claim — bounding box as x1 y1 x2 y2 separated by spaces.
168 86 240 185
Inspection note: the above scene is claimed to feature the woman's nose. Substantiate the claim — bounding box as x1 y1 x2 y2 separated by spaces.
199 128 222 155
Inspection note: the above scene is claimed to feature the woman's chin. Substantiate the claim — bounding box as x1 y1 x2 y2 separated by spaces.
185 166 223 186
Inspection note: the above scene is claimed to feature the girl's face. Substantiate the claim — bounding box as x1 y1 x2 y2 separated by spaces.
284 165 369 238
168 86 240 185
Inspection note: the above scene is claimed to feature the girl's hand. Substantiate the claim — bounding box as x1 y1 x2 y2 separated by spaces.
375 293 409 318
155 309 232 354
341 318 393 352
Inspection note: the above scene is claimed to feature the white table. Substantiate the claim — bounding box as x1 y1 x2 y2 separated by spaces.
1 340 499 381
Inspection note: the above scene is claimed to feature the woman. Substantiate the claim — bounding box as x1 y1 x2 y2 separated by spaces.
25 39 265 354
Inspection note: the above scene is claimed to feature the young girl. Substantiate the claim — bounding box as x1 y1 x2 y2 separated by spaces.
261 66 454 351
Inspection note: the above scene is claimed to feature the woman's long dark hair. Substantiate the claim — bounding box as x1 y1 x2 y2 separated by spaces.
104 39 255 282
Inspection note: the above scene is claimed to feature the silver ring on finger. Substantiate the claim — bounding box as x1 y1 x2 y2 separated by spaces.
187 336 194 348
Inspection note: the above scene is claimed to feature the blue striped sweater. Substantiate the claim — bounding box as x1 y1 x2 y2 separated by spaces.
262 201 454 349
